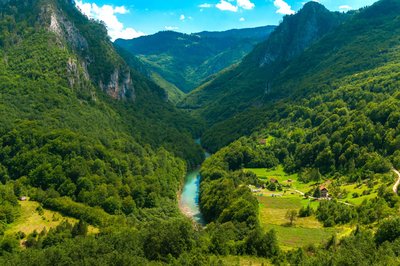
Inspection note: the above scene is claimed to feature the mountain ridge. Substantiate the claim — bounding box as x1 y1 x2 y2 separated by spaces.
181 1 349 127
114 25 276 98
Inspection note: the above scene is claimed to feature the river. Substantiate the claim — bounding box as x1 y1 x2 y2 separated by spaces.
179 140 210 225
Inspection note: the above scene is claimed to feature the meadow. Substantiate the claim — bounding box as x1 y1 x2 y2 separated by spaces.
6 200 98 245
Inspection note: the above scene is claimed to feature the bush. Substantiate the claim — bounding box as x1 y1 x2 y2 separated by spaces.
375 218 400 245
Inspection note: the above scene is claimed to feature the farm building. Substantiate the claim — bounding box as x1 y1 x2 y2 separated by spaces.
319 186 329 198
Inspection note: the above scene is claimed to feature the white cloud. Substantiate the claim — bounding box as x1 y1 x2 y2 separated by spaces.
198 3 212 8
180 14 186 21
215 0 255 12
339 5 352 10
237 0 255 10
75 1 144 41
239 17 245 21
216 0 238 12
273 0 295 15
165 26 179 31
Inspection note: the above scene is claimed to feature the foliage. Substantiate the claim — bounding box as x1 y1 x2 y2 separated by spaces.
375 217 400 245
0 0 205 222
285 210 297 226
115 26 276 93
0 183 20 234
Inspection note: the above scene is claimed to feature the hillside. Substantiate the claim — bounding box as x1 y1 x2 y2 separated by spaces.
181 2 348 127
3 0 400 265
0 0 207 228
198 0 400 152
114 26 276 98
197 1 400 264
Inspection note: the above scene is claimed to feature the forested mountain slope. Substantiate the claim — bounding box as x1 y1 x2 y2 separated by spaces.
3 0 400 265
181 2 348 126
0 0 205 228
196 1 400 264
114 26 276 99
192 0 400 152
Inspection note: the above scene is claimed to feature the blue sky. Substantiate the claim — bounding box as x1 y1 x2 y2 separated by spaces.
75 0 378 40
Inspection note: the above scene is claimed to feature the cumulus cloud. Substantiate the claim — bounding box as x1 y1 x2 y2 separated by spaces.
198 3 212 8
339 5 352 10
215 0 255 12
273 0 295 15
180 14 186 21
239 17 245 21
237 0 255 10
75 1 144 41
216 0 238 12
165 26 179 31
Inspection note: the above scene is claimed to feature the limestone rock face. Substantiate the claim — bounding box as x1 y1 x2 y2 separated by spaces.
259 2 344 67
43 1 135 101
99 68 135 100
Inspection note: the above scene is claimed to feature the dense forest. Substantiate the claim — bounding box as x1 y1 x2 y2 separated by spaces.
115 26 276 100
1 0 400 265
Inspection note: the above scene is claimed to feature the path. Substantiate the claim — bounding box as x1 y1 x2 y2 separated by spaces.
293 189 305 196
392 168 400 194
292 188 354 206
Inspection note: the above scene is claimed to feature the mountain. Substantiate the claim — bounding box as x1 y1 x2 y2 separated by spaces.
4 0 400 264
114 26 276 100
197 0 400 152
198 0 400 263
0 0 206 230
181 2 349 127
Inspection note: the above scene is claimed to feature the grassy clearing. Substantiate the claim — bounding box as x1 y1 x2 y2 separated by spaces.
214 255 271 266
6 200 98 240
247 166 390 205
245 166 395 249
245 165 314 192
246 166 358 249
257 195 340 249
341 183 379 205
266 224 336 250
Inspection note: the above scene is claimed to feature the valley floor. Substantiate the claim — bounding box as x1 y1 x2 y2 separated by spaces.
246 165 396 249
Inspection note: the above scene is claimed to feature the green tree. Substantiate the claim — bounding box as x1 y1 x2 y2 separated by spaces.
285 210 298 226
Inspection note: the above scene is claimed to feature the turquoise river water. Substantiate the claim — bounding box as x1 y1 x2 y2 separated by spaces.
179 147 210 225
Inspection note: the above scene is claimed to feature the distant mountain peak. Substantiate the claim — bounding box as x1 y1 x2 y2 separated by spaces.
258 1 344 67
115 26 276 94
301 1 326 10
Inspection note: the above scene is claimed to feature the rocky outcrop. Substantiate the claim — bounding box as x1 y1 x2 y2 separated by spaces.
66 57 90 87
99 68 135 100
259 2 345 67
43 2 135 101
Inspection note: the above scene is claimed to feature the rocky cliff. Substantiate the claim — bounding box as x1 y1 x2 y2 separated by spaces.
258 2 346 67
40 0 135 100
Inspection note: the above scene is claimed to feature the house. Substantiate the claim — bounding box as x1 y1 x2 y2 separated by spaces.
19 196 28 201
270 178 278 184
320 186 329 198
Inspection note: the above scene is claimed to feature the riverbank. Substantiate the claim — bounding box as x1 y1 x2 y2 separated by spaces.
178 139 210 226
179 168 206 225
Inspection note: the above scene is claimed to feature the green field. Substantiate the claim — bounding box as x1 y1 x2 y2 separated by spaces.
246 166 391 205
245 165 314 192
245 166 396 250
245 166 360 249
257 195 343 249
6 200 98 243
214 255 271 266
